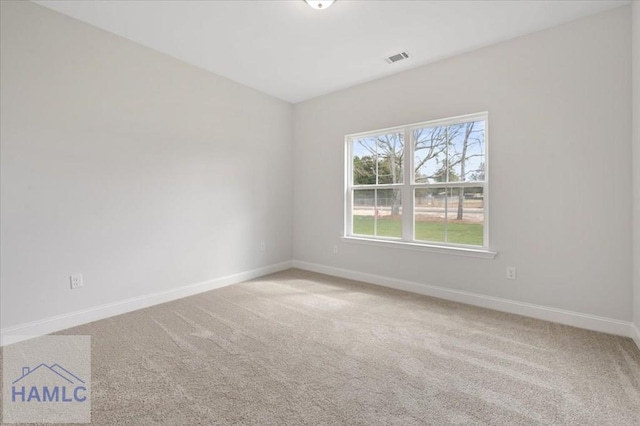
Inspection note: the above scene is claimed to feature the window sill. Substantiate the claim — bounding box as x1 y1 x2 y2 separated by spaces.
340 236 498 259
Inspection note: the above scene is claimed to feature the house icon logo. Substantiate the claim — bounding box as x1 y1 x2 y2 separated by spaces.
11 364 88 403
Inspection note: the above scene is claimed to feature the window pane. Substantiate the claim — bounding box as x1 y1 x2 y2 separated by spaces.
352 138 377 185
353 189 375 236
449 121 485 183
352 132 403 185
375 133 403 184
414 126 447 183
376 189 402 238
445 187 484 246
414 188 446 243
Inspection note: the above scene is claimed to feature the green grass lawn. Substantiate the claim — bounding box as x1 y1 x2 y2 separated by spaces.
353 215 483 246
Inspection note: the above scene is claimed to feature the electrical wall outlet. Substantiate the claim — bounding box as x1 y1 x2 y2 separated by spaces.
70 274 83 289
259 241 266 252
506 267 517 280
333 245 338 254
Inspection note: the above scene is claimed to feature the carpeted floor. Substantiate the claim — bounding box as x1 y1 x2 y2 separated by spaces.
3 268 640 425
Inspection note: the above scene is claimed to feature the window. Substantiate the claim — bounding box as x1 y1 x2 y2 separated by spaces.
345 112 488 251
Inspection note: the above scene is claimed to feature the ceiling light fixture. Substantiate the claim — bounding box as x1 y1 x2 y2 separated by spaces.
305 0 335 10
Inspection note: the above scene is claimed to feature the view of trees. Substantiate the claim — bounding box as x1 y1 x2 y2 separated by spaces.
352 133 403 215
353 121 484 220
352 133 404 185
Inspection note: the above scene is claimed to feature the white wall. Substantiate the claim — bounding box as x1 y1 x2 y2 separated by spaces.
0 1 293 329
633 1 640 339
293 7 633 321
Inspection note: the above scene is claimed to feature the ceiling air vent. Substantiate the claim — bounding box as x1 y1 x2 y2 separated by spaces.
385 51 410 64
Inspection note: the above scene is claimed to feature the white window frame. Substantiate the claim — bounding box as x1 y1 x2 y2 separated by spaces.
343 112 496 259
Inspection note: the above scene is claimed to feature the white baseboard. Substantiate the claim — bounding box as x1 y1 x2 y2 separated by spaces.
292 260 636 340
632 323 640 351
0 261 292 347
4 259 638 350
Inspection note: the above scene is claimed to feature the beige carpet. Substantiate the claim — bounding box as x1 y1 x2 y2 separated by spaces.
2 269 640 425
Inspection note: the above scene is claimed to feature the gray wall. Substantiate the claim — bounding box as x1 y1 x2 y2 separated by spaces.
293 7 633 321
0 1 293 328
633 1 640 336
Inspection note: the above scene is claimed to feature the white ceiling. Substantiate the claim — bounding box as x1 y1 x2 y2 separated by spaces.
35 0 629 103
